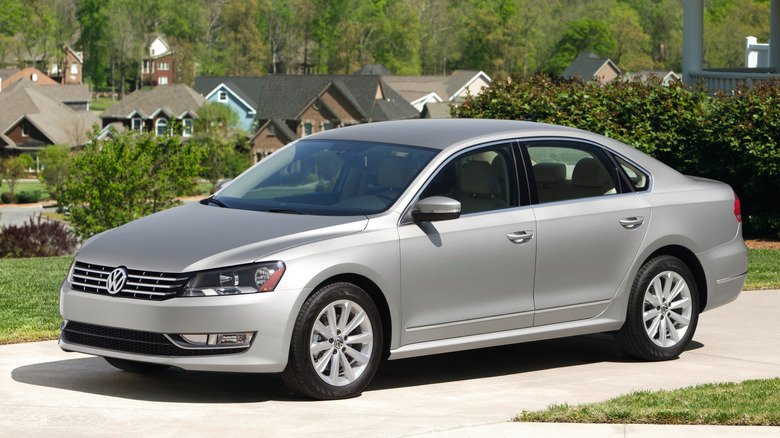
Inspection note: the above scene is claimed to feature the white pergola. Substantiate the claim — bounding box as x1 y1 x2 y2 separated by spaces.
683 0 780 91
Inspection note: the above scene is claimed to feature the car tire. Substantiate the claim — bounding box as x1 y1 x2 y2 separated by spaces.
617 255 699 361
282 282 383 400
104 357 170 373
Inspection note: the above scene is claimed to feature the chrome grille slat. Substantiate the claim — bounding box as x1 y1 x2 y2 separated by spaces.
71 262 189 300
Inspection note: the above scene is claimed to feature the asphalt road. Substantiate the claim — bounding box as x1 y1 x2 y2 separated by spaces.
0 204 47 228
1 290 779 437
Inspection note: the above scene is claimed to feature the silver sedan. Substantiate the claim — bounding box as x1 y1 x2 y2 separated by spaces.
59 119 747 399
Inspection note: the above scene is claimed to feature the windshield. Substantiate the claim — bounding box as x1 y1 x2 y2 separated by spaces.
215 139 439 215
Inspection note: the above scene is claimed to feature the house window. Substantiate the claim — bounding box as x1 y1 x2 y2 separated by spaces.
183 119 193 137
159 76 168 85
21 123 29 137
304 122 312 136
218 91 228 102
269 125 276 136
51 63 59 74
158 62 169 71
155 118 169 136
31 73 38 82
323 122 333 131
71 62 78 74
131 118 143 133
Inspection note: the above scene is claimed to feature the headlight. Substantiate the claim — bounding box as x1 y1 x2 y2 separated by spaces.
182 261 285 297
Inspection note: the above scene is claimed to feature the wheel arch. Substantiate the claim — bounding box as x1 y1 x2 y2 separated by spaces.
643 245 708 312
310 273 393 359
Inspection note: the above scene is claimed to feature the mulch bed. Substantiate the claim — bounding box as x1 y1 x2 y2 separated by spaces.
746 239 780 250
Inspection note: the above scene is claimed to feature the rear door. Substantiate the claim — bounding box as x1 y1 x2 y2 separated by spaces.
524 139 651 325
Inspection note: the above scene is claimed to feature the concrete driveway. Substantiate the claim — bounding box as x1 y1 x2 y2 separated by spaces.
1 290 779 437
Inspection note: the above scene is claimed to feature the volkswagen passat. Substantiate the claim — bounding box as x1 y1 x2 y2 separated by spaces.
60 119 747 399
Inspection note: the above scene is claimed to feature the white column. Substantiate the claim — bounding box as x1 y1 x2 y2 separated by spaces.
770 0 780 72
682 0 704 86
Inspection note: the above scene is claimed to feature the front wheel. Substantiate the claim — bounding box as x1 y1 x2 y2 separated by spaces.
282 282 383 400
617 255 699 361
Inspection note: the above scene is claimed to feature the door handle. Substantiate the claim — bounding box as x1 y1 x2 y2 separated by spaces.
507 231 534 244
619 216 644 230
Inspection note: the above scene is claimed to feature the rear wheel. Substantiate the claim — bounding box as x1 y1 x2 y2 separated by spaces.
104 357 170 373
617 255 699 361
282 282 382 400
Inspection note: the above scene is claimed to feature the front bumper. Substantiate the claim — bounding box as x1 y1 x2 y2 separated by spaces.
59 283 304 373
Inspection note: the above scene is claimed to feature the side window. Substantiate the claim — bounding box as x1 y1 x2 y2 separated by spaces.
420 144 518 214
526 141 619 203
614 155 650 191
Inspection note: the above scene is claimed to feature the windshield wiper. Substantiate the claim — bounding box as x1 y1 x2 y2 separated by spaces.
260 208 312 215
202 196 229 208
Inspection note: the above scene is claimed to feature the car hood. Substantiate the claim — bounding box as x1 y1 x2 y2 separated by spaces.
75 202 368 273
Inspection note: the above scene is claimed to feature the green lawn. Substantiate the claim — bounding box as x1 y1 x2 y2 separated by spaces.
0 256 72 345
745 249 780 290
517 379 780 426
0 181 50 201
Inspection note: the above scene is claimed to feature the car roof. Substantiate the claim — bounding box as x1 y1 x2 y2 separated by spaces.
306 119 584 150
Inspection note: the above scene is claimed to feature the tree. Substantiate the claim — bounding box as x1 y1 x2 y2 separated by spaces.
223 0 266 76
38 144 71 201
57 132 204 239
1 155 34 195
544 19 617 76
194 101 241 133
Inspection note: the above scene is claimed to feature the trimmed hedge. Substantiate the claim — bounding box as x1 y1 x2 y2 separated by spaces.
454 75 780 237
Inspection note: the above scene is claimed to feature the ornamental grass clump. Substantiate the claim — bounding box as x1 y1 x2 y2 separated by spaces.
0 214 79 258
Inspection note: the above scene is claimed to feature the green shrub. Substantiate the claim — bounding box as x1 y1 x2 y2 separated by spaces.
15 191 41 204
1 192 16 204
454 74 780 237
57 131 205 240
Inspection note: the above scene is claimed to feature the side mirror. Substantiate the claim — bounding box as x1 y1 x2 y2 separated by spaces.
215 179 233 191
412 196 461 224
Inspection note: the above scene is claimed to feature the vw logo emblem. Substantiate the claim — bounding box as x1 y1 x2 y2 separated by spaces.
106 267 128 295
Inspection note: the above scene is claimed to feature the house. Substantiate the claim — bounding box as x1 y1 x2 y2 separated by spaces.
0 78 98 155
249 75 419 161
193 77 265 132
683 0 780 92
381 70 492 112
561 51 621 83
626 70 681 86
100 84 205 138
420 102 453 119
0 67 59 91
47 45 83 85
142 34 176 86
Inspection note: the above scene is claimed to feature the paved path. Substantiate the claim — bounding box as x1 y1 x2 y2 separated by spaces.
1 290 778 437
0 203 47 228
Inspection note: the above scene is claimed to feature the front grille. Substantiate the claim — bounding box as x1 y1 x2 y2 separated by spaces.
70 262 190 300
61 321 249 357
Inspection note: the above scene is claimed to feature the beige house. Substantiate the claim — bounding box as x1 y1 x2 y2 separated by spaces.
561 51 621 83
382 70 492 112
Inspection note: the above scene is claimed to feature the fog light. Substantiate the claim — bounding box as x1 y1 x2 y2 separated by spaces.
217 334 248 345
169 332 255 350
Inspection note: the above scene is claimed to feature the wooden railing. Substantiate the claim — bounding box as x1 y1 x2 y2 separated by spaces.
689 68 778 93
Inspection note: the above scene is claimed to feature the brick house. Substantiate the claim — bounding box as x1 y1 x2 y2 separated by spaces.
142 34 176 86
100 84 205 138
0 78 97 155
249 75 419 162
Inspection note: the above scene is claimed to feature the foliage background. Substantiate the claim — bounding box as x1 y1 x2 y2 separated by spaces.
0 0 772 91
453 75 780 237
57 131 204 239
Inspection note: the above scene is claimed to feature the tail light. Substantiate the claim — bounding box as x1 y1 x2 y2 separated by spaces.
734 192 742 223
